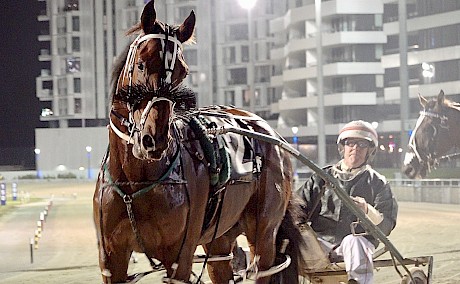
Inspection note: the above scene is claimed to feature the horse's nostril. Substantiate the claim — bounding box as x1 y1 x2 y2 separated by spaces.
142 135 155 149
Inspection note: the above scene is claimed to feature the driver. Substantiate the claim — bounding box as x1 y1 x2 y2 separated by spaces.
297 120 398 284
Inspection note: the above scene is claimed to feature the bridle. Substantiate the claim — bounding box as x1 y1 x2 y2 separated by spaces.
110 25 182 143
118 25 183 91
407 108 449 171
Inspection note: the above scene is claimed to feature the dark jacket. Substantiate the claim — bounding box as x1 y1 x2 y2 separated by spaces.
298 164 398 247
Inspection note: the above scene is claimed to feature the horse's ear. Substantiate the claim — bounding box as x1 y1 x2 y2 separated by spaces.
437 90 445 105
418 93 427 108
177 10 196 43
141 0 157 34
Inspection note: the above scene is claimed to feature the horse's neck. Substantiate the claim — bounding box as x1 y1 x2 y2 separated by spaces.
448 108 460 149
108 135 178 185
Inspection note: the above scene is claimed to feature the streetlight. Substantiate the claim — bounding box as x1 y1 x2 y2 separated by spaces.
422 62 435 83
238 0 257 113
34 148 42 179
86 146 92 179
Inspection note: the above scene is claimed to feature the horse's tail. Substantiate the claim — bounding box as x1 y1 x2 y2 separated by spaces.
270 197 308 284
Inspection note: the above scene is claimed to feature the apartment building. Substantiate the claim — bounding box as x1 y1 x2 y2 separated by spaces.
270 0 460 168
35 0 156 173
214 0 282 122
34 0 460 173
380 0 460 168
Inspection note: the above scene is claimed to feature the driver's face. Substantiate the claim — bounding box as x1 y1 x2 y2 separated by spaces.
343 138 369 169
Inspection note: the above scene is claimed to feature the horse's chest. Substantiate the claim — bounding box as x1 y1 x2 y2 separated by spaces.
160 184 187 208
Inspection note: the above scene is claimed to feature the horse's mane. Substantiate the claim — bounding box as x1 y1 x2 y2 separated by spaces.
110 44 130 102
446 99 460 112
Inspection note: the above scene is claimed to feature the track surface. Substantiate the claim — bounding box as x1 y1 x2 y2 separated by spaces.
0 181 459 283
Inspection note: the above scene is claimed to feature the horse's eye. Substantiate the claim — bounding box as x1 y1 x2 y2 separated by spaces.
137 61 145 71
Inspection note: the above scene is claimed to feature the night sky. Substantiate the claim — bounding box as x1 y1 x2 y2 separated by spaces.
0 1 43 167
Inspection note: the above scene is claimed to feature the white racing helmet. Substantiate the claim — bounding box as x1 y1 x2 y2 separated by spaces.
337 120 378 162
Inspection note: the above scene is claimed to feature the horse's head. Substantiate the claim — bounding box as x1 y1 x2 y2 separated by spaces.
117 0 195 91
403 90 453 178
111 0 195 160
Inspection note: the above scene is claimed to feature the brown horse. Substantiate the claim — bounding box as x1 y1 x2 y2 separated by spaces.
403 90 460 179
93 1 306 283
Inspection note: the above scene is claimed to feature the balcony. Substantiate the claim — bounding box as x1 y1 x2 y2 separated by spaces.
37 89 53 100
39 49 51 62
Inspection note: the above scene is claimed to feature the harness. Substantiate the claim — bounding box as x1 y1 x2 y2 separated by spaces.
99 145 183 269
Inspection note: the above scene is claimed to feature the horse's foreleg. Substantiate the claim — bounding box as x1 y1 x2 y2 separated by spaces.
203 235 236 283
159 245 195 283
98 240 132 283
246 227 279 284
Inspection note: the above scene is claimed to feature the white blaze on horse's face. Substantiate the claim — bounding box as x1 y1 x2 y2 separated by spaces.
131 98 175 160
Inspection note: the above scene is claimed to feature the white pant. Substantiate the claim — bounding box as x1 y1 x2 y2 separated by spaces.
319 235 375 284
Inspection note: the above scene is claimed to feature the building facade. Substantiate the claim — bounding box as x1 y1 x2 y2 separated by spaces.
271 0 460 169
34 0 460 173
35 0 157 172
270 0 387 166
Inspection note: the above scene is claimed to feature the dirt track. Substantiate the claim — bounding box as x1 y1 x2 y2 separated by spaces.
0 181 459 283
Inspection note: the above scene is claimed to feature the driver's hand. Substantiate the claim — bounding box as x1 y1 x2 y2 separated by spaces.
351 196 368 213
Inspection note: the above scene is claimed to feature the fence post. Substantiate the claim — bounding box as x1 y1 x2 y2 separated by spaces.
30 238 34 263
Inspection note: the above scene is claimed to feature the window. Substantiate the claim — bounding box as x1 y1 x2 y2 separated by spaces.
73 78 81 93
224 46 236 64
255 65 270 83
58 78 68 96
332 77 346 93
67 57 81 73
59 98 68 115
225 90 235 105
57 16 66 34
72 37 80 52
183 49 197 66
265 0 275 14
72 16 80 32
188 71 199 87
176 6 195 22
241 46 249 62
228 24 248 41
227 68 247 85
64 0 79 11
57 37 67 55
74 98 81 114
42 80 53 91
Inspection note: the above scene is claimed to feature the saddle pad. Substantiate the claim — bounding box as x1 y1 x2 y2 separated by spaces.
203 115 253 178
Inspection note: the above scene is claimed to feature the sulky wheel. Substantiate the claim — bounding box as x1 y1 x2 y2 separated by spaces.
400 267 428 284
